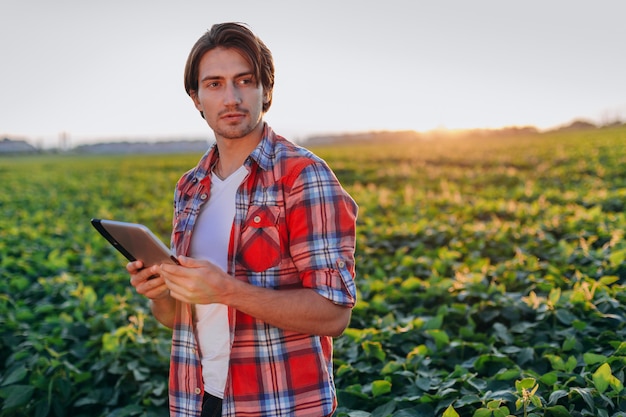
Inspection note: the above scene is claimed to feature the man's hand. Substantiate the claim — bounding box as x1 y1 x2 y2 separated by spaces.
127 260 176 328
160 256 351 337
158 256 230 304
127 260 170 300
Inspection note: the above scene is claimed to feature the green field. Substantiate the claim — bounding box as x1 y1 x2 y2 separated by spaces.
1 127 625 417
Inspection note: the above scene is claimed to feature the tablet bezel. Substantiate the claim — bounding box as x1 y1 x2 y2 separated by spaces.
91 218 179 267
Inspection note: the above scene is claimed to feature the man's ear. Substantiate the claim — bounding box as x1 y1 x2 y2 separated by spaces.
190 91 205 119
190 90 202 110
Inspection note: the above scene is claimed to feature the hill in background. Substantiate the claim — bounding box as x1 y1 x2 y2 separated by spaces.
1 118 623 155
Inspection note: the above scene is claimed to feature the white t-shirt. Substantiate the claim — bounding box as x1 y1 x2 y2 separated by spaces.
189 165 247 398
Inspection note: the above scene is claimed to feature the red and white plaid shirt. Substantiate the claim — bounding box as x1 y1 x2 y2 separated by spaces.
168 124 358 417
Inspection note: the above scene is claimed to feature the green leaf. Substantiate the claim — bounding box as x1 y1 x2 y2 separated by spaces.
598 275 619 286
493 407 510 417
555 309 576 325
486 400 501 409
547 389 568 404
362 341 386 362
381 361 402 375
0 384 35 409
406 344 429 363
609 248 626 267
473 409 492 417
539 371 558 386
82 285 98 308
609 375 623 393
102 332 119 352
371 379 392 397
424 329 449 350
516 377 536 392
442 405 460 417
564 355 577 373
104 404 144 417
544 405 571 417
495 368 519 381
592 363 612 394
615 341 626 356
371 400 396 417
34 398 51 417
10 276 30 292
0 366 28 386
583 352 607 365
73 371 93 384
570 387 594 411
544 354 565 371
548 287 561 305
531 395 542 407
562 336 576 352
423 314 443 330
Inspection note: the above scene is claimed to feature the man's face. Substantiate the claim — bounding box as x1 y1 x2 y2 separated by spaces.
191 47 266 141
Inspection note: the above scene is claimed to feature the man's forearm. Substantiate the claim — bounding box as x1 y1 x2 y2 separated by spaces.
223 281 352 337
150 294 176 329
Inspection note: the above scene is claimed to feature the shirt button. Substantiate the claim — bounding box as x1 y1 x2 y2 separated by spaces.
200 193 208 200
338 260 346 268
253 215 261 223
194 387 202 395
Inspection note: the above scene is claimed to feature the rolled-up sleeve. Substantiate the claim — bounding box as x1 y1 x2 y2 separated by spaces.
286 161 358 307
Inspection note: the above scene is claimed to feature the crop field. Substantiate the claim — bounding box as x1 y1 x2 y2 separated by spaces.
1 127 626 417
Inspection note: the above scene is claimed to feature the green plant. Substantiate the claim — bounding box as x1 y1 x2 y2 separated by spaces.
2 127 626 416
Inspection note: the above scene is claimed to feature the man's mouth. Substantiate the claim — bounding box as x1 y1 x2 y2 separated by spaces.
220 109 247 122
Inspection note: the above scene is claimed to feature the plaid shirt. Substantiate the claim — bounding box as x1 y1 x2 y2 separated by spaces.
168 124 358 417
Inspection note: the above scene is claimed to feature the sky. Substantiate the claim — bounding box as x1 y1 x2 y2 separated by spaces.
1 0 626 148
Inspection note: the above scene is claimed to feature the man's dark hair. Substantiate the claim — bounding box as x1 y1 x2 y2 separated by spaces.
184 22 275 113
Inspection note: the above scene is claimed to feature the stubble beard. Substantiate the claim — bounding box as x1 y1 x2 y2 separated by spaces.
213 110 262 141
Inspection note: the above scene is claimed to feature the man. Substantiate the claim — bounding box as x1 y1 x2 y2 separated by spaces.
128 22 358 417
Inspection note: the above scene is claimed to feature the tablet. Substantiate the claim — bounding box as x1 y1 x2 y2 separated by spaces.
91 219 180 267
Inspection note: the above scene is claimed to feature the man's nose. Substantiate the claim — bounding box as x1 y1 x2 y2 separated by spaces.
224 82 242 106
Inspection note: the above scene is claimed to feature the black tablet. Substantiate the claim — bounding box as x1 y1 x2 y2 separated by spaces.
91 219 179 267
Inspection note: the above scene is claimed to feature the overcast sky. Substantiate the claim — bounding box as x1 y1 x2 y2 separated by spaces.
1 0 625 147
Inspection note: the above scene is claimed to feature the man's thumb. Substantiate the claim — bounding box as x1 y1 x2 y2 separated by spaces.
176 255 207 268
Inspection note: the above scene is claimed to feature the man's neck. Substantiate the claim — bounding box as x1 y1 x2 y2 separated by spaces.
214 123 264 178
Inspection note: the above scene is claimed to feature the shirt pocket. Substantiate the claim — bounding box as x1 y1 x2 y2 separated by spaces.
237 205 281 273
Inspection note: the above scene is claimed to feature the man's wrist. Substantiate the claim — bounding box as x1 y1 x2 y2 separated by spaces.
150 289 171 301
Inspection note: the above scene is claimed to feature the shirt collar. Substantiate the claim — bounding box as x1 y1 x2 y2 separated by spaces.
192 123 277 185
246 123 277 172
